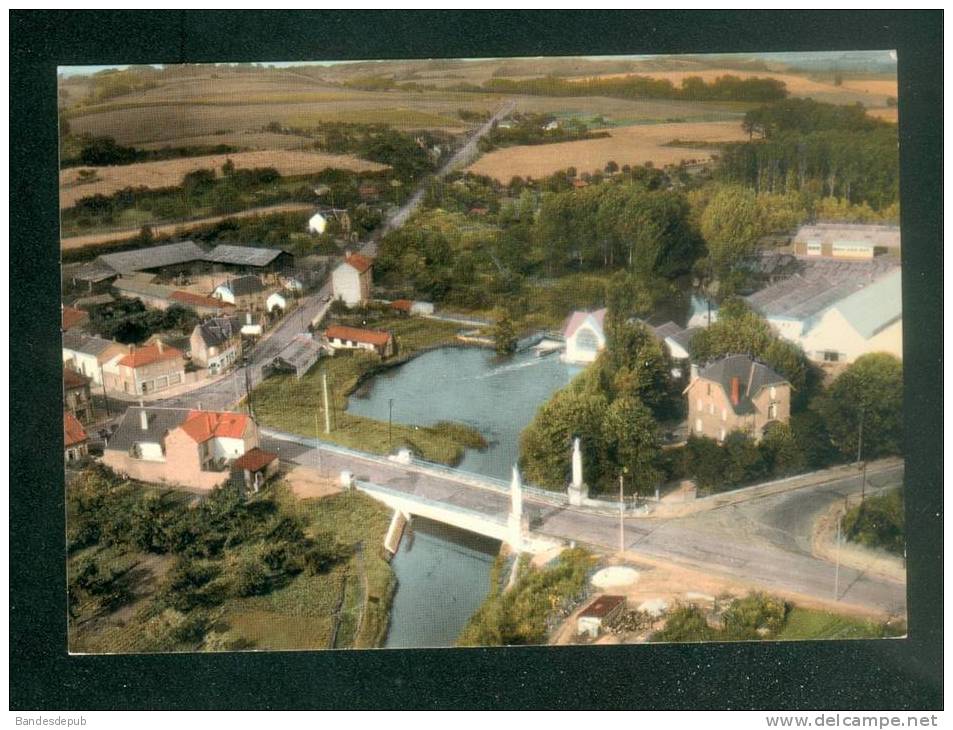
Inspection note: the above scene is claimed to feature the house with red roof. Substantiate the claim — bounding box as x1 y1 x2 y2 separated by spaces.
103 406 262 490
231 447 280 493
102 340 186 395
61 306 89 332
324 325 395 358
64 367 94 423
331 252 373 306
64 411 89 463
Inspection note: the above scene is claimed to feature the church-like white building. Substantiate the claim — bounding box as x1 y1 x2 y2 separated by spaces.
562 308 607 364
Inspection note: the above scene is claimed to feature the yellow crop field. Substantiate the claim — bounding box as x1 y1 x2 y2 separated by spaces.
466 121 749 182
59 150 387 208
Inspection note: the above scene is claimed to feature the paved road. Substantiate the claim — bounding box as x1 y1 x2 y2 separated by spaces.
263 430 905 614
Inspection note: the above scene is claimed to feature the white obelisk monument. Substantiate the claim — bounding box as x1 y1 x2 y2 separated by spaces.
568 437 588 506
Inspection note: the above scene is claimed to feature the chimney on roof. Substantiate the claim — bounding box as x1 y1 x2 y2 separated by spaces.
730 376 741 407
140 409 149 431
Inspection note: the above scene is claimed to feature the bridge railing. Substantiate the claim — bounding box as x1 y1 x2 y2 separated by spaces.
354 479 508 526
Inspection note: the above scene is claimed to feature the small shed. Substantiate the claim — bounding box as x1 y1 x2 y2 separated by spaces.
272 335 324 379
232 447 279 493
577 594 626 639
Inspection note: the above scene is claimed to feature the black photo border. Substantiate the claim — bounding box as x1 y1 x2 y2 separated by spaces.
9 9 943 710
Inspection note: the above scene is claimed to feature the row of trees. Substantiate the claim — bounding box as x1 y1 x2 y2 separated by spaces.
479 73 789 103
61 134 241 168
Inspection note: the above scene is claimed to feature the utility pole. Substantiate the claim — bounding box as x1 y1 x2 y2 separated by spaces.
618 474 625 557
322 370 332 434
99 364 110 417
833 516 841 601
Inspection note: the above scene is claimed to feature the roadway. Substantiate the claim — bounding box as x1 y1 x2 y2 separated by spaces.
262 429 906 615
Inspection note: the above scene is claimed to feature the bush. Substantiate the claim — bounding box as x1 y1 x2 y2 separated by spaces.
654 604 717 642
842 489 905 556
721 592 787 640
233 558 272 597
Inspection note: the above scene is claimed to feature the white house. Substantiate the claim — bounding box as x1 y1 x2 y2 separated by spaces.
266 291 288 314
331 253 373 307
308 212 327 235
62 333 129 386
562 308 607 364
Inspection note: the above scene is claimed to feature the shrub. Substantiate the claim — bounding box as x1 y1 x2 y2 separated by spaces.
721 592 787 640
654 604 717 642
842 489 905 556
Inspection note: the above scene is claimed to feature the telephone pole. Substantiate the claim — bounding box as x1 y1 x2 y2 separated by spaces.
322 371 332 434
618 473 625 557
833 516 841 601
857 406 866 503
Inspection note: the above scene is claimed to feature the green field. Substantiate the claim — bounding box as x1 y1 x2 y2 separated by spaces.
777 607 905 641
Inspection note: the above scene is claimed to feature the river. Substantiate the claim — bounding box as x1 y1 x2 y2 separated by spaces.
349 346 580 480
384 517 501 649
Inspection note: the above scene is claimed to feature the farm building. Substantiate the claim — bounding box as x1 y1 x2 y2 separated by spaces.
792 223 900 260
212 275 267 310
97 241 209 279
331 253 373 307
113 278 176 310
324 325 394 358
562 308 606 364
204 244 294 276
168 290 237 317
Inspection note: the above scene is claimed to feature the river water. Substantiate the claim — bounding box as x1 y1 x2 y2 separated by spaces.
349 346 579 480
350 345 577 647
383 517 501 649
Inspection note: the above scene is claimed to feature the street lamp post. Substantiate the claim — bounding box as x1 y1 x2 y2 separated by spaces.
388 398 394 450
857 406 867 503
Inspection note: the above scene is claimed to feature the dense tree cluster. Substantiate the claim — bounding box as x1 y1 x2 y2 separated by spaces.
311 122 451 181
477 113 609 152
842 489 905 556
62 134 241 168
87 299 198 345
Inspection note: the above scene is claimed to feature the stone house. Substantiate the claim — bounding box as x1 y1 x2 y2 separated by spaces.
685 355 790 443
103 407 260 491
190 316 242 374
212 275 267 310
103 340 186 395
64 411 89 463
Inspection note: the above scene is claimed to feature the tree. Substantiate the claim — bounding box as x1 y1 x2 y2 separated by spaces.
700 185 765 275
817 353 903 459
221 157 236 176
604 160 619 174
491 311 518 355
602 396 660 496
758 421 806 477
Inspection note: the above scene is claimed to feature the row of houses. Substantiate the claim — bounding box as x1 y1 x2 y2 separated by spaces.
112 273 289 315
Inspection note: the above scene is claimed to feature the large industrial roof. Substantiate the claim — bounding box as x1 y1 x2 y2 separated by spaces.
205 244 289 267
832 269 902 339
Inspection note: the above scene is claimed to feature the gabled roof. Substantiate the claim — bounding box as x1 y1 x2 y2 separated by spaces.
194 317 242 348
62 332 124 358
694 355 788 415
113 278 176 300
106 406 193 451
651 321 683 340
830 269 902 339
325 325 392 347
233 447 278 472
97 241 207 275
64 412 88 447
62 307 88 331
117 341 184 369
178 410 250 443
169 290 235 310
63 367 92 390
343 254 373 274
72 260 120 283
205 244 289 267
563 308 607 340
667 326 702 354
217 275 264 297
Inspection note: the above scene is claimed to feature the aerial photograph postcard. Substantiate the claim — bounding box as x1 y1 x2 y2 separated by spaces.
59 50 905 652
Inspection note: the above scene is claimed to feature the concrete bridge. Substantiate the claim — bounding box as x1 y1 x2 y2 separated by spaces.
260 427 907 616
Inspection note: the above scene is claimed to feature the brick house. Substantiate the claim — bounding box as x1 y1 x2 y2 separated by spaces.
64 367 95 423
684 355 790 443
103 407 260 491
103 340 186 395
331 253 373 307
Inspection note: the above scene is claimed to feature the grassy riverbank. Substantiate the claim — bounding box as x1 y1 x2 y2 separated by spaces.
67 468 396 652
252 315 489 465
